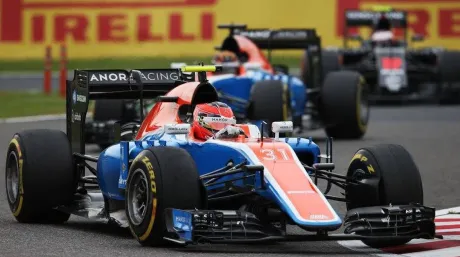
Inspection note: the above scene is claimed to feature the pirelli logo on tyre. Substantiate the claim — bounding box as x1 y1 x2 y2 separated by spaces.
350 153 375 173
138 156 158 242
142 156 157 194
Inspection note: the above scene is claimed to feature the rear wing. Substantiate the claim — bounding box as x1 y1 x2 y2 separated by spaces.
217 24 323 87
234 28 320 50
66 68 196 155
343 9 408 48
345 9 407 28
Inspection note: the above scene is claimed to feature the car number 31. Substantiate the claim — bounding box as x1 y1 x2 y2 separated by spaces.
260 149 290 161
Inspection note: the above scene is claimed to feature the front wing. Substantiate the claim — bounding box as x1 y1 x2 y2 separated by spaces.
163 204 437 245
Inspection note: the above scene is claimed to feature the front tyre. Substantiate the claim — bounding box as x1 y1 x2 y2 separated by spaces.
126 146 204 246
345 144 423 248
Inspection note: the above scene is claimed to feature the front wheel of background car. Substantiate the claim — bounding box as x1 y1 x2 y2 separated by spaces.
345 144 423 248
248 80 292 136
320 71 369 139
125 146 204 246
5 129 76 223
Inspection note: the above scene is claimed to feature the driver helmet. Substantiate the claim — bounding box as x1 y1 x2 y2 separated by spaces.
212 51 240 74
192 101 236 140
371 14 394 42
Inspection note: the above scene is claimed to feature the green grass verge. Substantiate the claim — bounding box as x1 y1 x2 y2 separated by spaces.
0 91 67 118
0 55 302 72
0 91 95 118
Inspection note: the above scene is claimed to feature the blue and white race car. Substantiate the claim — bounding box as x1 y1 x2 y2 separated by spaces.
5 65 437 248
179 25 370 139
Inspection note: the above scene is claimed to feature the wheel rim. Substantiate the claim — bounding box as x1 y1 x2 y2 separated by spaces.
127 169 150 226
6 151 19 204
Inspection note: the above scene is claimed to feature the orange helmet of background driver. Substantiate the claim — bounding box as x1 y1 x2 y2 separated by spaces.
192 101 235 140
212 51 239 64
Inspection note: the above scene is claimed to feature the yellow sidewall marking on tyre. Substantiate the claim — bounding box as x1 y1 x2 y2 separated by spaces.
350 153 375 174
367 164 375 173
139 156 157 241
10 137 24 217
356 76 367 133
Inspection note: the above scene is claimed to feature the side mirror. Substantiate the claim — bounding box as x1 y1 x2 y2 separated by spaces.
272 121 293 140
347 34 362 41
411 34 424 42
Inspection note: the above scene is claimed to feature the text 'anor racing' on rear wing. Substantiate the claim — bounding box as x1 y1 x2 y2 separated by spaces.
65 68 200 155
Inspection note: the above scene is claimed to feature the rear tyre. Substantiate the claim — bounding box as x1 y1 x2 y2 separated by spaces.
301 50 341 85
320 71 369 139
437 51 460 105
126 146 204 246
346 144 423 248
249 80 292 136
5 129 75 223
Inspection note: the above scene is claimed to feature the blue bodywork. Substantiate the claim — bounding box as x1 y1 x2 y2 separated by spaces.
96 128 343 228
208 70 307 119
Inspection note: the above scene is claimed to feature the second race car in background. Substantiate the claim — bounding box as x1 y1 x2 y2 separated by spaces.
310 6 460 103
86 24 370 149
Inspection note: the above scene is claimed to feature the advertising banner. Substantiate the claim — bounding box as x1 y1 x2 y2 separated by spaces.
0 0 459 59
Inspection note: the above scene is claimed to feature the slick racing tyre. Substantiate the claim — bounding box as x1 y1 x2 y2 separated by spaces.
437 51 460 104
345 144 423 248
301 50 340 85
126 146 204 246
320 71 369 139
249 80 292 136
5 129 76 223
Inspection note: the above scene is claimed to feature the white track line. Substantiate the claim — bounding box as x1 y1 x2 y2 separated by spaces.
0 113 93 124
401 246 460 257
436 207 460 216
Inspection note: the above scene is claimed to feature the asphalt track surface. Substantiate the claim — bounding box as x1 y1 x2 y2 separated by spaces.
1 104 460 257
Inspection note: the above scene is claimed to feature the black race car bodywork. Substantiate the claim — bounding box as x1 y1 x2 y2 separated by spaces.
316 9 460 103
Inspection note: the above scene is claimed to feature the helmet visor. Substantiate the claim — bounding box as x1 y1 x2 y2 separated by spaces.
198 115 236 132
